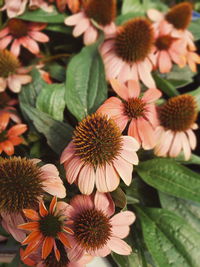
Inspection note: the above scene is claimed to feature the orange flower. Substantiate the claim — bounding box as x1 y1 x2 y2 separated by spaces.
19 196 74 262
0 112 27 155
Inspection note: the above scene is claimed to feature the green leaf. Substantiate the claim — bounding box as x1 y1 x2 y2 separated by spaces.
189 87 200 111
112 252 145 267
45 63 66 82
153 73 179 97
18 8 66 23
65 40 107 121
116 12 144 25
36 83 65 121
46 24 71 34
175 153 200 165
122 0 145 15
136 158 200 203
159 192 200 234
111 187 127 209
164 65 194 88
20 104 73 154
137 207 200 267
189 19 200 41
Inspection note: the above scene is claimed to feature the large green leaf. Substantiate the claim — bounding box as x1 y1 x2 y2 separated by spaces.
189 19 200 41
153 73 179 97
175 153 200 165
189 87 200 111
65 40 107 121
36 83 65 121
20 104 73 154
137 207 200 267
136 158 200 203
112 252 145 267
18 8 66 23
159 192 200 234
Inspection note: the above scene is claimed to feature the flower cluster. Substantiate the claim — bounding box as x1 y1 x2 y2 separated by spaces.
0 1 199 267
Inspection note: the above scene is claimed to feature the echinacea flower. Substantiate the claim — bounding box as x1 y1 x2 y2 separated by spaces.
20 244 93 267
0 0 28 18
148 2 200 72
0 92 21 123
29 0 54 13
65 0 116 45
0 156 66 242
0 50 32 93
19 196 73 261
154 94 198 160
0 19 49 56
100 18 156 87
61 113 140 195
47 0 80 13
0 112 27 155
98 79 161 149
64 192 135 261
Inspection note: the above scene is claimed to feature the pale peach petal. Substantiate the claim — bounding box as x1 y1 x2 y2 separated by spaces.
101 40 114 55
147 9 163 22
142 88 162 103
7 75 22 93
106 56 125 80
146 104 159 127
192 123 198 130
42 181 66 199
169 132 182 158
137 117 156 150
137 60 155 88
155 130 174 157
21 36 40 54
28 31 49 42
103 22 116 36
94 191 114 216
113 114 129 132
65 156 83 184
118 63 133 83
110 79 129 100
95 165 108 193
181 132 191 160
10 39 21 56
112 225 130 239
111 211 136 226
0 35 12 49
113 156 133 186
92 246 111 257
64 12 85 26
158 51 172 73
186 129 197 150
83 25 98 45
127 80 141 98
122 135 140 152
107 237 132 255
0 78 7 92
128 119 141 144
14 74 32 84
70 194 93 213
120 147 139 165
130 64 139 81
78 165 95 195
73 18 90 37
0 27 9 38
60 141 74 164
105 163 120 192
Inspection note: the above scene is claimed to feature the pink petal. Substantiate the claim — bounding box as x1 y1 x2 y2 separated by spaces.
105 163 120 192
145 104 159 127
92 246 111 257
118 63 134 83
73 18 90 37
142 88 162 103
113 156 133 186
120 147 139 165
60 141 74 164
28 31 49 43
10 39 21 56
64 12 85 26
128 119 141 144
137 117 156 150
186 129 197 150
78 165 95 195
181 132 191 160
122 135 140 152
67 244 85 262
100 40 114 55
147 9 163 22
70 194 93 213
94 191 115 217
111 211 136 226
155 130 174 156
107 237 132 255
0 35 12 49
83 25 98 45
65 156 83 184
110 79 129 100
127 80 141 98
169 132 182 158
0 78 7 92
7 75 21 93
95 165 108 192
20 36 40 54
137 60 156 88
112 225 130 238
158 51 172 73
13 74 32 84
0 27 9 38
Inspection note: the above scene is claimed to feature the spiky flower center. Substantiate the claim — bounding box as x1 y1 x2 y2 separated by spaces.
0 50 20 78
115 18 154 63
44 240 69 266
73 113 122 167
124 98 147 119
0 157 44 213
159 95 197 132
155 35 175 51
7 18 28 38
39 214 62 238
165 2 192 30
74 208 111 250
84 0 116 26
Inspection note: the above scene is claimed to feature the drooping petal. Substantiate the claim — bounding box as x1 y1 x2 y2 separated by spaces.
107 237 132 255
78 164 95 195
42 236 54 259
113 156 133 186
57 232 71 248
95 165 108 193
105 163 120 192
22 209 40 221
110 79 129 100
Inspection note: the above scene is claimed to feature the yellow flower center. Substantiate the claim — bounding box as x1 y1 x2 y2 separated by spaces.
0 50 20 78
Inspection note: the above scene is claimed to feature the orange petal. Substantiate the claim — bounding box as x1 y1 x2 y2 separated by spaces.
18 222 39 231
42 236 54 259
1 140 14 156
39 201 48 217
22 238 44 259
54 241 60 262
7 124 27 136
49 196 57 214
63 226 74 235
0 112 10 130
23 209 40 221
57 232 71 248
8 136 23 145
22 231 42 245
